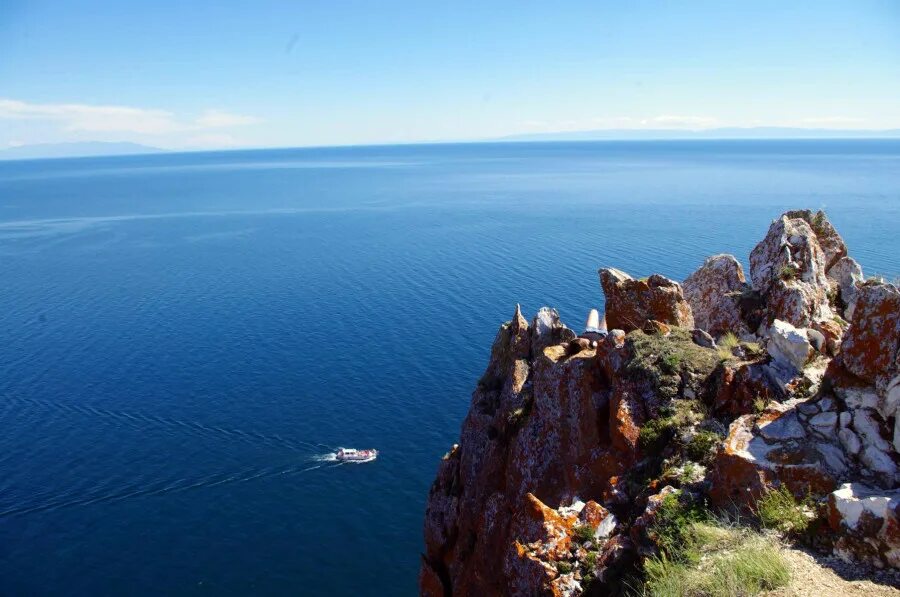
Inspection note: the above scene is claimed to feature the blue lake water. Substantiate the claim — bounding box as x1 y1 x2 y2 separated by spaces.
0 140 898 596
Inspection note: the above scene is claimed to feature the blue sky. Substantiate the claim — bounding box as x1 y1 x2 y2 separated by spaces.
1 1 899 149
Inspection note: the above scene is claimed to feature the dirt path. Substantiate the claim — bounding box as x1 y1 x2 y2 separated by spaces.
765 546 900 597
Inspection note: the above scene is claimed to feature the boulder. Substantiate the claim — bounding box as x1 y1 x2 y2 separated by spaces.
749 215 833 327
828 483 900 569
691 328 716 349
767 319 813 372
683 254 750 336
840 282 900 396
827 256 864 319
599 268 694 332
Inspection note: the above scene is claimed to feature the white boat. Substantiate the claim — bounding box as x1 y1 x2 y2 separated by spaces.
335 447 378 462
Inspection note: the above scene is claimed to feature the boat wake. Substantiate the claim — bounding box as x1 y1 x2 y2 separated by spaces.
6 395 331 453
311 453 338 462
0 459 327 519
0 397 373 519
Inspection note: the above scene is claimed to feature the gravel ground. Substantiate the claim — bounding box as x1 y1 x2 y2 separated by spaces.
765 546 900 596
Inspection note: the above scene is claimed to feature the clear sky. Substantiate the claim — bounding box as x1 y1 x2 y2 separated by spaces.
1 0 899 149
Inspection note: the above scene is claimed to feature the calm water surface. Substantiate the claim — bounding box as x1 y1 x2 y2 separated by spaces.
0 140 898 596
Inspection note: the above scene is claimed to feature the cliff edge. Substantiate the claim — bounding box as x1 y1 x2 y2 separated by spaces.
421 210 900 596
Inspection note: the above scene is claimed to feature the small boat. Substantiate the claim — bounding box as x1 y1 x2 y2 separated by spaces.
335 447 378 462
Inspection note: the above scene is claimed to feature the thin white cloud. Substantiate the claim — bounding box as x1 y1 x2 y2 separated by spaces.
0 98 261 137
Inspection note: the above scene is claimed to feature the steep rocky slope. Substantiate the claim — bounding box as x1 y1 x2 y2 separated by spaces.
421 210 900 596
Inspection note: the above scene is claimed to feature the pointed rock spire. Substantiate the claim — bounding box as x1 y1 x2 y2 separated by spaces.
511 303 528 333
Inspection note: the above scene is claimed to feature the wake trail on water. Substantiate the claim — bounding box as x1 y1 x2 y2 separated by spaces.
0 457 333 519
7 396 334 453
0 398 348 518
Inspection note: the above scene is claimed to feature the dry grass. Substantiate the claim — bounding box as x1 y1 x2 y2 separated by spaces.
643 531 789 596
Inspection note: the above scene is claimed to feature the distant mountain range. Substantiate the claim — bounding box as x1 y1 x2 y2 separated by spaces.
500 127 900 142
0 141 164 160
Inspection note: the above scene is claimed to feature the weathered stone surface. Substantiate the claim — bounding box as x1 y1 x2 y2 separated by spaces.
506 493 577 597
839 428 862 456
809 411 838 435
828 483 900 569
806 328 826 354
683 254 750 337
691 328 716 349
767 319 813 372
841 282 900 397
532 307 578 355
749 215 833 327
599 268 694 332
828 256 864 319
812 319 844 356
713 363 784 417
709 407 840 509
785 209 848 272
578 500 617 539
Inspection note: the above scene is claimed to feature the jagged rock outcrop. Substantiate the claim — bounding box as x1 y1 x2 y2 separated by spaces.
422 210 900 596
598 268 694 332
683 254 749 337
749 214 833 327
785 209 848 272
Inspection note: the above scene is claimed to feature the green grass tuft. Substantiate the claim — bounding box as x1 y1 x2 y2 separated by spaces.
779 263 799 281
755 486 809 534
659 352 681 374
639 418 677 452
642 525 790 596
686 430 720 464
573 523 596 543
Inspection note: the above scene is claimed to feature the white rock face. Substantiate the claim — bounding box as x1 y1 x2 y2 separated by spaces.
531 307 577 353
830 483 897 528
838 428 862 455
853 409 892 453
886 376 900 453
758 410 806 441
827 256 864 319
839 412 851 428
828 483 900 569
595 513 617 539
809 411 837 434
767 319 813 371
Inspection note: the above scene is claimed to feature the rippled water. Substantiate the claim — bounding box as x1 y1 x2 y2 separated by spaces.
0 140 898 596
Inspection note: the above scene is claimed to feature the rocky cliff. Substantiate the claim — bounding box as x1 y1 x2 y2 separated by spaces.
421 210 900 596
